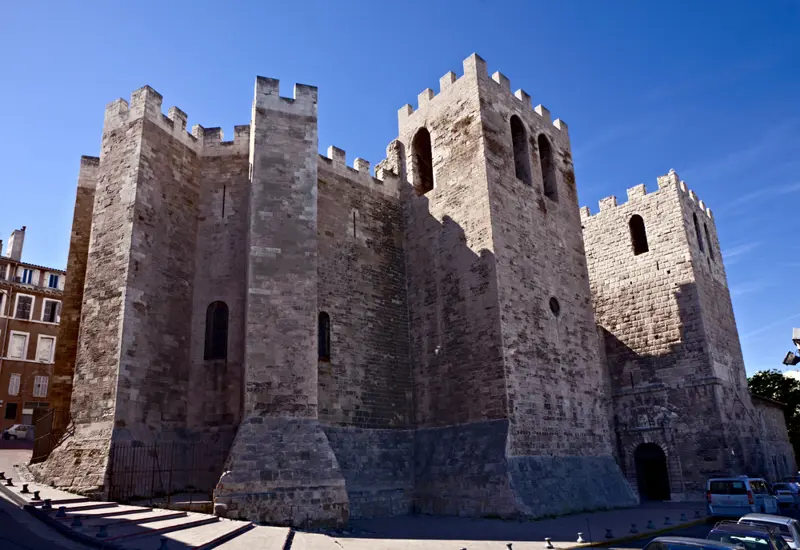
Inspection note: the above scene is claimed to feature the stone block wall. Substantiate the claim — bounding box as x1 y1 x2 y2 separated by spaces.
751 396 797 481
316 151 412 517
49 156 98 434
581 171 769 499
187 128 250 432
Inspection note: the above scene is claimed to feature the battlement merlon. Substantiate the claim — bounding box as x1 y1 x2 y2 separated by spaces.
397 53 568 135
102 85 249 156
77 156 100 190
581 170 714 220
253 76 318 117
318 145 400 199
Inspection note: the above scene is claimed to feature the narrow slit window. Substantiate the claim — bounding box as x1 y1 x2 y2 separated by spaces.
629 215 649 255
510 115 531 185
693 213 704 252
204 301 229 360
538 134 558 200
411 128 434 195
704 222 714 260
318 312 331 361
221 185 227 218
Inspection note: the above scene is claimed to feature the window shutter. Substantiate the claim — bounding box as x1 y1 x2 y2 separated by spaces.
33 376 48 398
15 296 32 320
10 334 26 358
8 374 20 396
37 338 54 362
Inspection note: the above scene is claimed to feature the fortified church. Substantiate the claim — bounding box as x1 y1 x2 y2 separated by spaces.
36 54 795 526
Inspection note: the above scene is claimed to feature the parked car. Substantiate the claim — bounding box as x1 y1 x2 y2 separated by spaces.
707 521 792 550
771 484 800 511
1 424 33 440
739 514 800 550
643 536 744 550
707 477 780 517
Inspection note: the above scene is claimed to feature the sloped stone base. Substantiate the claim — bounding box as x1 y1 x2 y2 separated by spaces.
214 417 348 527
32 422 113 498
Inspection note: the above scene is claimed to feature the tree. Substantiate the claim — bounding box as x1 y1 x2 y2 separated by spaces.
748 369 800 461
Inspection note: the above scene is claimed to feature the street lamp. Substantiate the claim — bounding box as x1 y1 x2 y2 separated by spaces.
784 328 800 366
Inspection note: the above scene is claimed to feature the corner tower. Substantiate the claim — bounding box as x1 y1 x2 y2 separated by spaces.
582 170 794 500
394 54 636 517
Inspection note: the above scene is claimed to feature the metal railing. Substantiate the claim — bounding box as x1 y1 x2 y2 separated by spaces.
31 408 72 464
107 440 230 506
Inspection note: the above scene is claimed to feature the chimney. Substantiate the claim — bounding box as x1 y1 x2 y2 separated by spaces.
7 226 26 262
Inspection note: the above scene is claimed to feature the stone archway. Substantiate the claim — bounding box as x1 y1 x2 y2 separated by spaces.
634 443 671 501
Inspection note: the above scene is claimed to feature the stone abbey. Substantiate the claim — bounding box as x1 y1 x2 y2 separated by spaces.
36 54 795 526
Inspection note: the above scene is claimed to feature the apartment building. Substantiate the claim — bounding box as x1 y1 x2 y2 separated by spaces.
0 227 65 431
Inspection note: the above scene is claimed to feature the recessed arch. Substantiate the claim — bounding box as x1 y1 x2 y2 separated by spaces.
629 215 649 255
537 134 557 200
634 442 670 501
204 301 229 360
693 213 705 252
318 311 331 361
510 115 532 185
704 222 714 260
411 127 434 195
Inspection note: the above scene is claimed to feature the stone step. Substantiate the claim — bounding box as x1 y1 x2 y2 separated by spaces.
121 518 252 549
214 525 292 549
66 509 188 528
60 505 153 518
101 512 220 542
53 502 119 513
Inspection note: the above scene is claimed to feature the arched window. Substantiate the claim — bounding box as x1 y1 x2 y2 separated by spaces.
510 115 531 185
693 213 704 252
629 215 649 255
704 222 714 260
204 301 228 360
411 128 434 195
538 134 557 200
318 312 331 361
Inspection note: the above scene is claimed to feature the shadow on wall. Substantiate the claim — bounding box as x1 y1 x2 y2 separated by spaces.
601 281 772 499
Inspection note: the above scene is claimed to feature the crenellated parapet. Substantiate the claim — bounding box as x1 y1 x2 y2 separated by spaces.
318 145 401 199
397 53 568 136
102 85 250 157
580 169 714 220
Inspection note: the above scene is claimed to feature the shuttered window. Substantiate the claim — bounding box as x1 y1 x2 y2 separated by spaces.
9 333 27 359
37 337 55 363
8 374 20 396
33 376 48 398
14 296 33 320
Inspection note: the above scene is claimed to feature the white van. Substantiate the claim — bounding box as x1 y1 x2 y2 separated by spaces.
2 424 33 440
707 476 779 517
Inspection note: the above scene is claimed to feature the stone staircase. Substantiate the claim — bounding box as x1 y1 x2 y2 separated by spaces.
0 476 291 549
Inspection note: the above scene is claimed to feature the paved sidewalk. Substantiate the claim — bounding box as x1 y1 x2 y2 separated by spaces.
315 501 709 549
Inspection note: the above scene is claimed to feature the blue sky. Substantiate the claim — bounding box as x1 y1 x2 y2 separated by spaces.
1 1 798 375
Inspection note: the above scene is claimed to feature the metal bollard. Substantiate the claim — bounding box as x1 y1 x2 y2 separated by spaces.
5 478 13 487
0 471 5 480
32 490 41 500
680 512 687 522
577 532 586 544
630 524 639 534
546 537 554 549
55 506 66 518
42 499 52 510
20 483 29 494
665 516 672 526
96 525 109 538
71 516 82 527
605 528 614 539
158 537 169 550
647 520 655 529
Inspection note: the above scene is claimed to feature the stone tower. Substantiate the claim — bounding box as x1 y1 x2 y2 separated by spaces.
581 170 786 500
394 54 636 516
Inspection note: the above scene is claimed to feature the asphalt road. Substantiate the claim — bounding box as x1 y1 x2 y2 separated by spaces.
597 522 713 549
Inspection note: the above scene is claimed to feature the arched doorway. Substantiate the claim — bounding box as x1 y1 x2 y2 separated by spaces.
634 443 671 501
